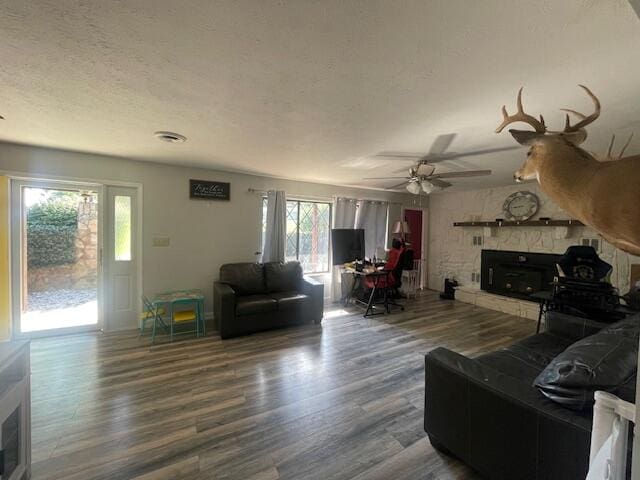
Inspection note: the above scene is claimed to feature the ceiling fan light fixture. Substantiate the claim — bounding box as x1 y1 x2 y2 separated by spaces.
421 179 440 194
416 163 435 176
406 182 421 194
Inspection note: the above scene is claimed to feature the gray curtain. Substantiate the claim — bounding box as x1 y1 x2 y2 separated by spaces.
263 190 286 263
356 200 389 259
333 197 358 229
331 197 358 302
387 203 402 248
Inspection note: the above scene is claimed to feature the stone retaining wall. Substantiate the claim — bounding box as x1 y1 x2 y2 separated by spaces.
28 200 98 292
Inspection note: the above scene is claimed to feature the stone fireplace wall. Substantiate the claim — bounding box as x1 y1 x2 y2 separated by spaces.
428 183 640 295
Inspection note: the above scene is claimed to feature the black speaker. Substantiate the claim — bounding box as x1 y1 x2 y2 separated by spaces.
440 278 458 300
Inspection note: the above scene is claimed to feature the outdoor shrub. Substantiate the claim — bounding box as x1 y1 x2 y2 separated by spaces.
27 201 77 228
27 201 78 267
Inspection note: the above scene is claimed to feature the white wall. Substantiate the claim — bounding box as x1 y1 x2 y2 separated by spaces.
428 183 640 294
0 142 417 325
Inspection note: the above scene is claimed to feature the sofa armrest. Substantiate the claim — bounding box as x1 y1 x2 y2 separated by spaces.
213 281 236 336
301 275 324 324
545 311 607 341
425 347 591 479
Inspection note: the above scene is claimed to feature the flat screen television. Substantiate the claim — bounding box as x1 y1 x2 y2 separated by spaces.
331 229 365 265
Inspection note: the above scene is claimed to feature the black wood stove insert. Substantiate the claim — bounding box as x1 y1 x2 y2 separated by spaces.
481 249 562 300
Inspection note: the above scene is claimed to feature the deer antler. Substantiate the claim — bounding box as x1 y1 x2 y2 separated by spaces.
603 133 633 161
609 133 634 160
619 133 633 159
607 134 617 159
560 85 600 133
495 88 547 134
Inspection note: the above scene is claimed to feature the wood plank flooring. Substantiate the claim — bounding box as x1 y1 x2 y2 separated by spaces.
30 291 534 480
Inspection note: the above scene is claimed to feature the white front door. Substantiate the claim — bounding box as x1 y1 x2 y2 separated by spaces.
105 186 139 331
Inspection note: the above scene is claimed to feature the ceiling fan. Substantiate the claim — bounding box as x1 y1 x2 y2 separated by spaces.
364 133 517 194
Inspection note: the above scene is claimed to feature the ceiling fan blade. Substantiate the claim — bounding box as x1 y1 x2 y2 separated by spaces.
386 180 411 190
428 133 456 155
374 153 424 159
431 169 492 179
362 176 411 180
418 155 450 164
429 178 452 188
391 166 412 174
445 146 520 159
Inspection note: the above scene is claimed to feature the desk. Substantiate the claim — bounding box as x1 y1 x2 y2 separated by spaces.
152 289 206 339
343 269 391 317
529 290 634 334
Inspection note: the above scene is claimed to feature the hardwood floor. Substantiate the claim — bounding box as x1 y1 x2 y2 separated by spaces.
30 291 534 480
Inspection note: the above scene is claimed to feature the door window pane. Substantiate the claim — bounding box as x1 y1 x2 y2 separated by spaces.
21 186 99 332
114 196 131 261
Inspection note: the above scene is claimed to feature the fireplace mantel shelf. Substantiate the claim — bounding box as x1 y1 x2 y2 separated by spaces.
453 219 584 227
453 219 585 239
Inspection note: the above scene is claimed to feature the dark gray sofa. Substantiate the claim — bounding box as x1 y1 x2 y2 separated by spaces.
213 261 323 339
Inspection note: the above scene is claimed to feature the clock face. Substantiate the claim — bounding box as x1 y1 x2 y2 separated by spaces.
503 191 539 221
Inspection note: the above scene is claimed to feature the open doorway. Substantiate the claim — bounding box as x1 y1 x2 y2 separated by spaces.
11 181 102 335
404 208 427 289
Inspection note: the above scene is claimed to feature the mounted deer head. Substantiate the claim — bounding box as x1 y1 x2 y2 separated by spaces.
496 86 640 256
496 85 601 181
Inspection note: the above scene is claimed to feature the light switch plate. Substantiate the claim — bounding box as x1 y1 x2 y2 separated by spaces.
153 236 170 247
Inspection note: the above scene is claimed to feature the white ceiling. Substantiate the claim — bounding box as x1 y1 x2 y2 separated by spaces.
1 0 639 192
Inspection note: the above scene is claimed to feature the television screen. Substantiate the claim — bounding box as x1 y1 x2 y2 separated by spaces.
331 229 365 265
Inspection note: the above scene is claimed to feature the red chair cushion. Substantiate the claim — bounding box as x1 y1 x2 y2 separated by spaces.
364 272 395 289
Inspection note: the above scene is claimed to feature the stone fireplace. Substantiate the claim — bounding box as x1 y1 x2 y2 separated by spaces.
480 249 561 300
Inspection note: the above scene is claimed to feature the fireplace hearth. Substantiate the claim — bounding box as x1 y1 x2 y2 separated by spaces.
481 249 561 300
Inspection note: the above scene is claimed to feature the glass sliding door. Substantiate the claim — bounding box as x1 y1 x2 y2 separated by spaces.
11 180 102 336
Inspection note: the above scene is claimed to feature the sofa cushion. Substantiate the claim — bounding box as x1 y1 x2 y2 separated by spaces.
235 295 277 316
534 315 640 410
270 291 311 311
264 261 303 293
220 263 267 295
477 333 573 384
545 311 608 342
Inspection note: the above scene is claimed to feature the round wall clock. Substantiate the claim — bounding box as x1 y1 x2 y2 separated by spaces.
502 191 539 221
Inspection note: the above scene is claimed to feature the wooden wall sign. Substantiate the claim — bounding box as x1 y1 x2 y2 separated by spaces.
189 179 230 200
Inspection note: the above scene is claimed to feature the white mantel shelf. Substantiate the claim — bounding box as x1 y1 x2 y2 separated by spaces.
453 219 584 227
455 285 540 321
453 219 585 240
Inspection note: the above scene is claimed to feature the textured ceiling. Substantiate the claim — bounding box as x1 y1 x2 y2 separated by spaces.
1 0 639 192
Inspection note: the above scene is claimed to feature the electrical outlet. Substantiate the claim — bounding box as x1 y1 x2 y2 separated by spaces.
581 237 601 252
472 235 483 246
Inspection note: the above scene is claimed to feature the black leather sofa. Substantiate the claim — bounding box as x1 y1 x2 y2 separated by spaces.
424 312 638 480
213 261 323 339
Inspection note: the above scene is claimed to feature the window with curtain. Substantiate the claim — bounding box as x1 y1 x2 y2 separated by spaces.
262 199 331 273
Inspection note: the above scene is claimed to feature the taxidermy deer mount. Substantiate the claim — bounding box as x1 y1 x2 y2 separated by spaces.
496 86 640 256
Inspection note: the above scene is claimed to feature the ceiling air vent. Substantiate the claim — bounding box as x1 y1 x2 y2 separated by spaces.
154 131 187 143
